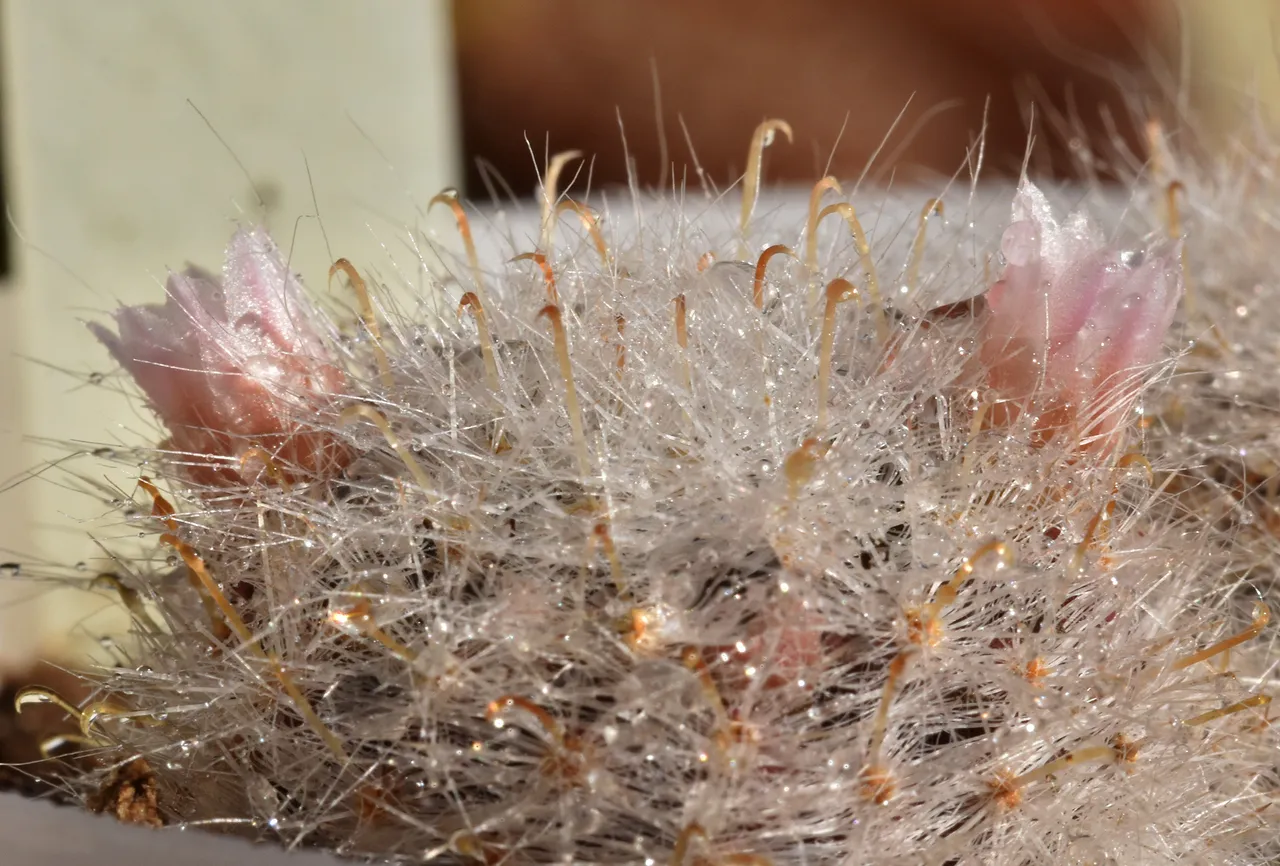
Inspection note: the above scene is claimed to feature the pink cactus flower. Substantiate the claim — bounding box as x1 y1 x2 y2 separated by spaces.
90 227 349 485
979 180 1183 448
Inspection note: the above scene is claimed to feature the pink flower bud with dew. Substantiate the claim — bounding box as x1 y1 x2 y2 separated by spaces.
980 180 1182 448
89 227 349 485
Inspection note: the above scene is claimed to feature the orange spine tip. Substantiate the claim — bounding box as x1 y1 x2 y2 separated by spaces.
671 824 769 866
39 733 98 758
330 599 416 662
161 535 250 649
1166 180 1196 317
906 198 944 298
674 294 692 391
859 764 897 807
512 251 560 304
934 539 1014 610
1069 500 1116 572
1174 603 1270 671
139 478 231 641
339 404 438 500
670 823 708 866
681 647 730 728
486 695 566 746
865 650 910 768
817 278 856 432
457 292 501 392
78 699 159 737
537 304 591 480
432 188 486 299
1183 693 1272 727
961 400 997 471
14 688 154 741
752 244 796 310
160 531 347 761
1021 657 1052 688
1166 180 1186 239
1145 117 1167 183
539 150 584 252
90 573 159 632
1113 451 1154 487
1010 744 1120 789
556 199 611 265
614 314 626 377
805 176 844 272
782 437 824 501
14 686 87 727
673 294 689 350
738 119 793 255
237 445 291 489
136 477 177 530
816 202 885 342
591 521 628 598
329 258 394 391
696 251 717 273
429 189 489 311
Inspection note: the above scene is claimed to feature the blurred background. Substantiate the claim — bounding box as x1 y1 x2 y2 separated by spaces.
0 0 1274 678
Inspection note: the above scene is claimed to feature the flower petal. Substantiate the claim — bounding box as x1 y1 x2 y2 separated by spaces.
221 227 329 358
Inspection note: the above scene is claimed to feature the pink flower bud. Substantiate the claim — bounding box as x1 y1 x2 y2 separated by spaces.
90 227 349 485
980 180 1183 447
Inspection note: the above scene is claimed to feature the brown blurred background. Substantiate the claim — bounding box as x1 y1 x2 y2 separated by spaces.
455 0 1176 197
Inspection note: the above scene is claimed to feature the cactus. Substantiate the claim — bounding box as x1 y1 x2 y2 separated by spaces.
16 115 1280 865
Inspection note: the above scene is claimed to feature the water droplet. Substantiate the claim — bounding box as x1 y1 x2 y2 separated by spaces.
91 447 115 458
14 690 55 710
1001 221 1038 267
87 372 105 385
0 562 20 577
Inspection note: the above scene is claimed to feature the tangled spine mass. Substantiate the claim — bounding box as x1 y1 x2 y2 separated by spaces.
20 117 1280 864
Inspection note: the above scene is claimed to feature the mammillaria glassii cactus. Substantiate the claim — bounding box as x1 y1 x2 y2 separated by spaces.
11 113 1280 866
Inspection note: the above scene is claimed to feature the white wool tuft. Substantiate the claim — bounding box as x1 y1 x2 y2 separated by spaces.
23 116 1280 865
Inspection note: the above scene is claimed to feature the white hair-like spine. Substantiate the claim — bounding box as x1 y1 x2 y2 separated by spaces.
24 113 1280 865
